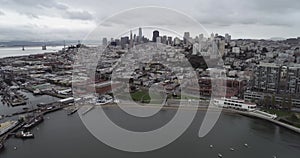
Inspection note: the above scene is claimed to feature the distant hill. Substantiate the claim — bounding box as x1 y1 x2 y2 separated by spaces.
0 40 85 47
269 37 286 41
0 40 101 47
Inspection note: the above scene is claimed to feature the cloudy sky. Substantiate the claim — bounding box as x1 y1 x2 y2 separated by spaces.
0 0 299 41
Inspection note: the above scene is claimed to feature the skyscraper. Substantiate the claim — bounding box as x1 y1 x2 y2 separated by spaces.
138 27 143 44
162 35 167 44
134 34 137 43
174 37 181 46
167 36 173 45
183 32 190 45
121 36 129 49
139 27 142 39
130 30 133 48
102 37 108 46
152 30 159 42
156 37 162 43
211 33 215 39
225 33 232 42
199 34 204 41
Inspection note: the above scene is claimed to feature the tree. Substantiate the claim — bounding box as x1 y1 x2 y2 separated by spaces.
262 47 268 53
251 98 256 104
264 95 271 108
281 96 287 109
271 95 276 108
281 95 292 111
287 96 293 111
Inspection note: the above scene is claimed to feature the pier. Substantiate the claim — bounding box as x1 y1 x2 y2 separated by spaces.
23 86 69 99
0 89 27 107
0 99 74 151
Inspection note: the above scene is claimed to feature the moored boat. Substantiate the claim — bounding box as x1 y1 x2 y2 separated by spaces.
95 95 113 105
68 108 78 115
213 97 257 111
24 116 44 129
15 131 34 139
218 153 223 157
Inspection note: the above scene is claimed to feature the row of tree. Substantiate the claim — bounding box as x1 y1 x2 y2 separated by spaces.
258 95 293 111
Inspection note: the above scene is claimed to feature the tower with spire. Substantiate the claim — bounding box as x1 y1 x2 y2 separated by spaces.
130 30 133 48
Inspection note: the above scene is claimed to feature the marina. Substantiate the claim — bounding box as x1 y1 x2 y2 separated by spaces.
0 108 299 158
0 93 73 154
0 85 299 158
0 85 299 157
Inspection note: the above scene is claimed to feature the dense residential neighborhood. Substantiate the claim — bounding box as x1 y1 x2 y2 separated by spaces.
1 30 300 145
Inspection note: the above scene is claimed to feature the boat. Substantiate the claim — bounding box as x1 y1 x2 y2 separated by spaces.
82 95 113 115
95 95 113 105
47 106 54 110
37 103 46 107
0 121 19 136
218 153 223 157
213 97 257 111
33 89 42 95
24 116 44 129
68 108 78 115
15 131 34 139
230 147 235 151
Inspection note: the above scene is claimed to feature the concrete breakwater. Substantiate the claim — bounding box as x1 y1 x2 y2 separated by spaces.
234 110 300 134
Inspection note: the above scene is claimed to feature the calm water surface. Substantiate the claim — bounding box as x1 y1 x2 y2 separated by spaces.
1 101 300 158
0 46 64 58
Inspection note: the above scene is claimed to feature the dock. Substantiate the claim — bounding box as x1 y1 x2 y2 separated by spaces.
67 107 79 115
0 100 73 148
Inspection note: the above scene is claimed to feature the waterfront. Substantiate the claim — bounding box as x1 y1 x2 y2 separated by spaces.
0 90 59 116
0 42 299 158
0 46 64 58
0 105 300 158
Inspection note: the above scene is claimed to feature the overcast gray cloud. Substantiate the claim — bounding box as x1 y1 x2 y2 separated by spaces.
64 10 93 20
11 0 68 9
0 0 94 21
0 0 299 41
